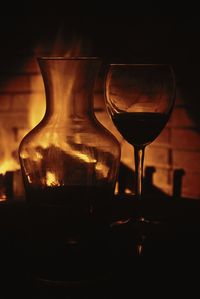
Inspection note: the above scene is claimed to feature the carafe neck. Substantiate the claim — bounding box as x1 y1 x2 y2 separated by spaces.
38 57 101 124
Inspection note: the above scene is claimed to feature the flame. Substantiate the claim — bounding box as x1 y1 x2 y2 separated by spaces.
0 159 19 175
0 127 20 175
95 162 109 178
77 153 96 164
0 194 6 201
46 171 60 187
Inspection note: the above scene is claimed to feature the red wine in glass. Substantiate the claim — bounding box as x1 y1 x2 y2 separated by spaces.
112 112 169 146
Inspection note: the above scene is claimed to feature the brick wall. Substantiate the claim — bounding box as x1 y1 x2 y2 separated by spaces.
0 56 200 199
0 56 45 167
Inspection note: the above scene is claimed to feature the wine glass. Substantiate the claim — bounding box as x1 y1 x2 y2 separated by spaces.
105 64 176 254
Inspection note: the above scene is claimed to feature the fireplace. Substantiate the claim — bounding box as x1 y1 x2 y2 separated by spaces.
0 15 200 200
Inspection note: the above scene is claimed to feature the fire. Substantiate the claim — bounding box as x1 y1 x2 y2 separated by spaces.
46 171 60 187
77 153 96 164
0 153 19 201
0 127 20 175
0 194 6 201
0 159 19 175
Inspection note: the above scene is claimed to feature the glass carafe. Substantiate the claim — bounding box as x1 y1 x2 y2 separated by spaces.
18 57 120 284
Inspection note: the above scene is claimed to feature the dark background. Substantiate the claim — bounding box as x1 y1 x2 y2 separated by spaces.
1 13 200 62
1 10 200 124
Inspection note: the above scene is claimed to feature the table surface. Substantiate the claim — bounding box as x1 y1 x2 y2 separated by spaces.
1 195 200 298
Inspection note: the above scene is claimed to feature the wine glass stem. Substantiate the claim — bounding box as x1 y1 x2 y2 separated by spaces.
134 146 146 255
134 146 145 200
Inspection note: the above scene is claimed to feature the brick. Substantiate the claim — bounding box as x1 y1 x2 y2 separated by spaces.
171 128 200 150
94 92 105 110
29 92 45 103
170 107 196 128
28 93 46 128
120 142 170 177
159 184 172 196
13 169 25 199
152 167 170 186
3 93 45 129
120 143 170 172
0 148 4 162
0 112 29 128
0 94 12 111
0 56 28 73
181 172 200 199
174 89 184 106
23 57 40 73
0 75 31 93
143 166 171 195
173 150 200 172
10 94 30 111
0 127 17 153
30 74 45 92
153 127 170 146
17 128 30 144
120 140 134 168
145 145 169 167
94 76 104 93
0 56 40 74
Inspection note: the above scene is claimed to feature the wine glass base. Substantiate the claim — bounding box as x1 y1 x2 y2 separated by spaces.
110 216 161 228
110 215 167 257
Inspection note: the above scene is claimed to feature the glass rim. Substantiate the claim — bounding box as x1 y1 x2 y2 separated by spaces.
37 56 101 61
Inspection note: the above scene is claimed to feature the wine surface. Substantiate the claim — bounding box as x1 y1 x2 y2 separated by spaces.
112 112 168 146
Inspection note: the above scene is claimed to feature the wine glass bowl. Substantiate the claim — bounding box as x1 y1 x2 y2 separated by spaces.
105 64 176 241
105 64 175 148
